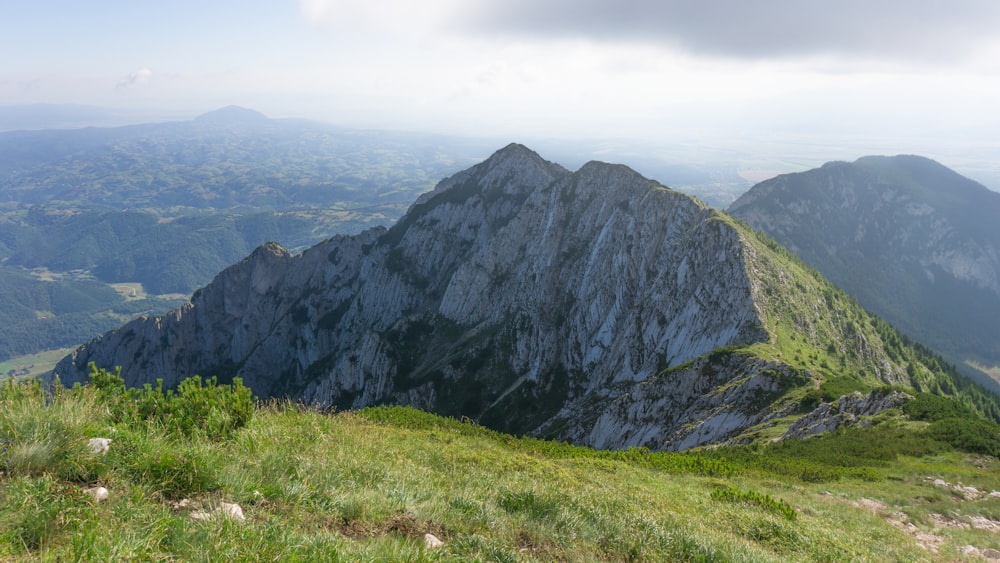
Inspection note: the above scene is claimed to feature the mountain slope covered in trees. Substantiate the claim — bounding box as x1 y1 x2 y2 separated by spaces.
729 155 1000 391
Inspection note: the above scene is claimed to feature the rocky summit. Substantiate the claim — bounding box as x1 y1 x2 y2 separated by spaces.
54 145 977 450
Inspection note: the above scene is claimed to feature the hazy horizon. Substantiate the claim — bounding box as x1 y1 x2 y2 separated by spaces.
4 1 1000 188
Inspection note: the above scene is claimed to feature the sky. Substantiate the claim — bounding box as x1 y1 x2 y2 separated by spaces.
3 0 1000 176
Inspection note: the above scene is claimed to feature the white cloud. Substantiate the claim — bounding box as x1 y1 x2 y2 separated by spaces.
298 0 471 38
116 67 153 90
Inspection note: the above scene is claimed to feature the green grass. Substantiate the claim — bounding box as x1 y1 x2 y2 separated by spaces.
2 378 999 561
0 347 75 380
724 218 1000 424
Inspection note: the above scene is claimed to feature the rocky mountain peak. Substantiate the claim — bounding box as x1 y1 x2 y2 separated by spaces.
54 146 981 450
413 142 568 206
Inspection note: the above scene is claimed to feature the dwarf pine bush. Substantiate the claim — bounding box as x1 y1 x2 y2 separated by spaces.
710 485 797 521
86 362 255 440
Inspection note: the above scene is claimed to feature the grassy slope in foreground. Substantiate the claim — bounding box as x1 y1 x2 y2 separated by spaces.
2 375 999 562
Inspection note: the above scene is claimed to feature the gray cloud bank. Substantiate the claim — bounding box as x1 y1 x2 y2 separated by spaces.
460 0 1000 61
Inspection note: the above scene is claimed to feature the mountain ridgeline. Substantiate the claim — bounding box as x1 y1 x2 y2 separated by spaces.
54 145 998 450
729 155 1000 391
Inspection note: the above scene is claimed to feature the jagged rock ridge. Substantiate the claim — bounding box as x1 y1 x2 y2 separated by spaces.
54 145 957 450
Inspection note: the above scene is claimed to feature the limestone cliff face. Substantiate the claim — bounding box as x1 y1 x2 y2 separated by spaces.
54 144 894 449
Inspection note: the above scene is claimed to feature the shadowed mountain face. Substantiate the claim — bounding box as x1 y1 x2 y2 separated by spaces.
54 146 995 450
729 155 1000 387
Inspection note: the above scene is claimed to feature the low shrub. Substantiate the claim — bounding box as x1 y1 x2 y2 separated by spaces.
87 363 255 440
705 425 944 483
710 485 797 521
902 393 978 422
925 417 1000 457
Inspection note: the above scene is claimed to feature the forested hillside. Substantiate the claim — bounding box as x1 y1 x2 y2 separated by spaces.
730 155 1000 392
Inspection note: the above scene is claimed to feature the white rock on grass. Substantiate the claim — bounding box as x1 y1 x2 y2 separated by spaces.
87 438 112 455
189 511 212 522
958 545 1000 559
84 486 109 502
189 502 246 522
423 533 444 549
220 502 246 521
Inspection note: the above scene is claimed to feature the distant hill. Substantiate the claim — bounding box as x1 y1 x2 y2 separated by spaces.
0 207 405 295
0 107 494 211
193 105 270 125
729 155 1000 390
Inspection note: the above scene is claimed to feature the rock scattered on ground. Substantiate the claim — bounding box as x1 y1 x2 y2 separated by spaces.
852 498 945 553
961 546 1000 560
782 390 911 439
220 502 245 521
83 486 109 502
925 477 1000 501
857 479 1000 556
930 513 1000 533
87 438 111 455
423 533 444 549
189 510 212 522
177 500 246 522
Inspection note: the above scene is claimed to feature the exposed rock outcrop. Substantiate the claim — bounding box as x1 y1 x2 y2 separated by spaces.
782 390 912 440
53 144 942 450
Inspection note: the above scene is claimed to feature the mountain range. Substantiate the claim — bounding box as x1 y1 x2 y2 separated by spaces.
0 108 502 360
0 108 751 362
54 144 997 450
729 155 1000 390
0 105 483 212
